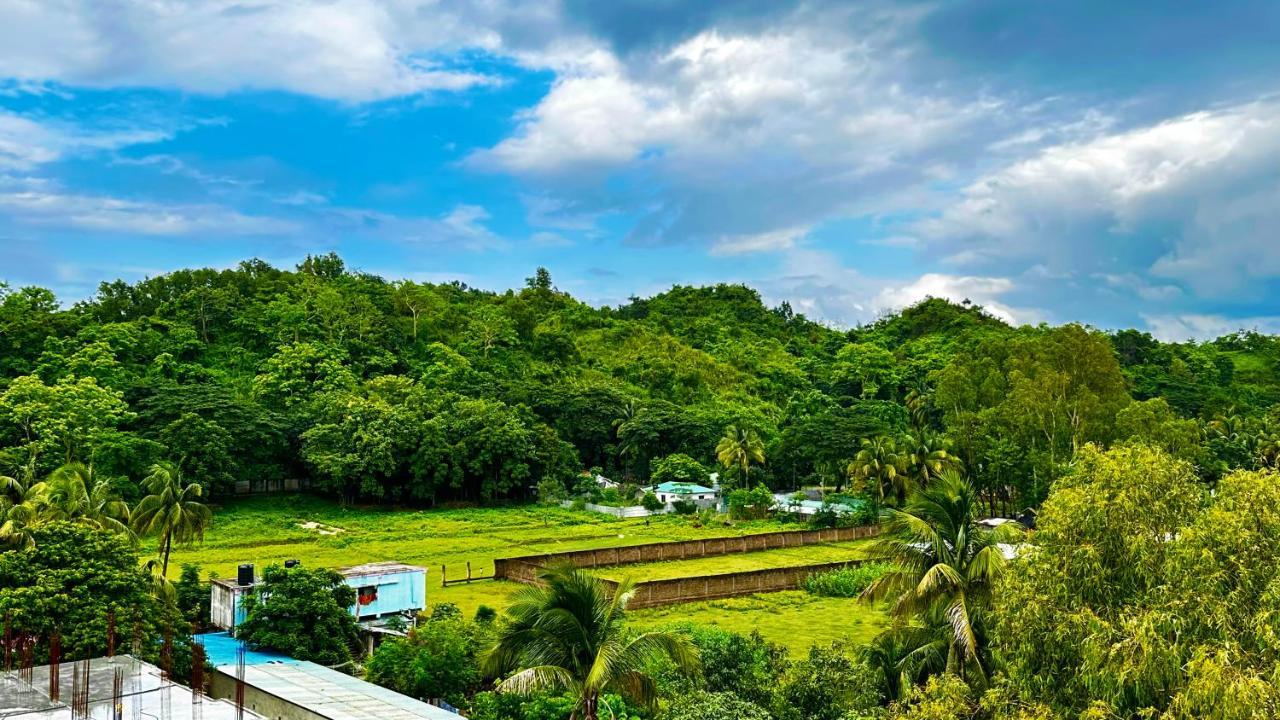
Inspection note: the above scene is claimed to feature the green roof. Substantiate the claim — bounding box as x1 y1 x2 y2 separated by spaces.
654 481 714 494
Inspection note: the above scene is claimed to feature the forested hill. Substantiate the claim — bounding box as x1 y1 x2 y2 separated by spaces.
1 253 1277 507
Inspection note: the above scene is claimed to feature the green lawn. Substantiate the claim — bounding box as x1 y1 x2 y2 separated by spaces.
632 591 888 653
592 540 874 581
162 495 798 608
163 495 886 654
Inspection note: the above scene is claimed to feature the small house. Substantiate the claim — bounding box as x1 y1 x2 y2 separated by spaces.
210 561 427 633
338 561 427 621
650 481 719 508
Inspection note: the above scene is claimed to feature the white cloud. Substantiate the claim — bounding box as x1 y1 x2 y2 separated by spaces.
473 13 1012 251
326 203 505 251
1142 313 1280 342
709 226 808 256
872 273 1040 326
920 99 1280 297
0 0 501 102
0 109 172 171
0 186 296 235
748 248 1043 328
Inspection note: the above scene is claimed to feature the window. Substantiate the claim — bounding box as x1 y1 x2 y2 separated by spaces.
358 585 378 605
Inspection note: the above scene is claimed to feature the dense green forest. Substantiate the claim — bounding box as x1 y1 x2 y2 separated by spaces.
2 253 1278 507
4 254 1280 719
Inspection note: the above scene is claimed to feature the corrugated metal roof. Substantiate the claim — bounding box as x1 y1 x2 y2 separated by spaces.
339 561 426 577
213 661 464 720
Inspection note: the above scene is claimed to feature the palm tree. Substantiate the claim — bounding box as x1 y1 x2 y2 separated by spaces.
484 564 700 720
716 426 765 487
847 435 905 504
860 624 949 702
0 473 39 549
861 470 1011 685
131 462 212 576
900 431 960 492
30 462 132 536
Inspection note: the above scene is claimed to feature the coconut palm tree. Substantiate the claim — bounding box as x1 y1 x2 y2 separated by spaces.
484 563 700 720
716 426 765 487
900 431 960 492
848 435 905 504
0 473 39 549
861 470 1012 685
30 462 132 537
131 461 212 576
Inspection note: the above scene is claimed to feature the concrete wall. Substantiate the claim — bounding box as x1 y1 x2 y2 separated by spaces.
617 560 867 608
210 582 251 631
493 526 880 606
211 669 323 720
494 525 878 581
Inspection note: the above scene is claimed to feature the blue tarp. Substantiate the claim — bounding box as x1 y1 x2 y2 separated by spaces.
195 631 299 667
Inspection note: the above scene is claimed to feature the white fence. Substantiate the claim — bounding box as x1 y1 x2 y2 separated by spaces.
561 500 657 518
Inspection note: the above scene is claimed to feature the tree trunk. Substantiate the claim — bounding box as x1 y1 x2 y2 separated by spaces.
161 529 172 576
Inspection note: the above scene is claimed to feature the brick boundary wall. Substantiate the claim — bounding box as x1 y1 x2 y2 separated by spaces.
612 560 868 609
492 525 880 606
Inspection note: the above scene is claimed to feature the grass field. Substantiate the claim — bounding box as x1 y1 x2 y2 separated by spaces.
632 591 888 651
163 495 887 654
591 540 874 581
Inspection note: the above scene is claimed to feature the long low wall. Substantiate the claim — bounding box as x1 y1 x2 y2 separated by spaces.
492 525 880 601
612 560 864 609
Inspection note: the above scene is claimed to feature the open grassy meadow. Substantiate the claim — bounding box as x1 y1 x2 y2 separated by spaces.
164 495 887 653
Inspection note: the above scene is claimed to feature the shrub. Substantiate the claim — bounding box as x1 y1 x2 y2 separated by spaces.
666 690 773 720
803 563 892 598
641 492 665 513
727 484 775 520
671 499 697 515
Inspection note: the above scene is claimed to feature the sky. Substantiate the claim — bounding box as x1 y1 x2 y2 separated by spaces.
1 1 1279 341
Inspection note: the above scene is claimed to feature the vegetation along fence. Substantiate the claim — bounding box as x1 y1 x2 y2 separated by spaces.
493 525 879 606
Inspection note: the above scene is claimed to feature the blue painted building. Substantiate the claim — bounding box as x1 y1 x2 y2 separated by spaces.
338 561 427 621
210 561 427 632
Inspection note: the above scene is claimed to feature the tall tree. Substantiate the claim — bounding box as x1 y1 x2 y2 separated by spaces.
848 435 905 504
130 461 211 575
484 564 700 720
862 470 1012 685
716 425 765 487
29 462 131 537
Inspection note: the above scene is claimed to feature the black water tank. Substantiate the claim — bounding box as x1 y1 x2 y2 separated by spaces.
284 559 300 568
237 563 254 586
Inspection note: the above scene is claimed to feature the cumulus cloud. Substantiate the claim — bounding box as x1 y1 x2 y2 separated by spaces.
474 10 1013 248
748 248 1042 328
920 99 1280 298
0 0 503 102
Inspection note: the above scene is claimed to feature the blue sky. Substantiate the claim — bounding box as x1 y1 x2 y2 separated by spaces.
2 1 1279 340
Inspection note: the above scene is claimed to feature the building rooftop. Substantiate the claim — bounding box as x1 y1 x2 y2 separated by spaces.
0 655 261 720
653 481 715 494
215 660 462 720
338 561 426 578
196 633 462 720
